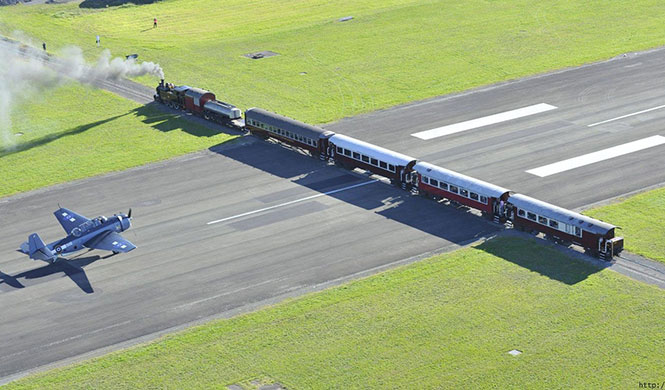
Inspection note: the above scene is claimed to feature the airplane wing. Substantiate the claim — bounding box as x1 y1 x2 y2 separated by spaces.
84 231 136 253
54 208 90 234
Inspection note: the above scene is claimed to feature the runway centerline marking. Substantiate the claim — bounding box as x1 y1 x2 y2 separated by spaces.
207 179 379 225
411 103 557 140
587 104 665 127
526 135 665 177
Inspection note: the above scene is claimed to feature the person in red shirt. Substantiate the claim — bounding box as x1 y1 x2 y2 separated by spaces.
153 18 157 28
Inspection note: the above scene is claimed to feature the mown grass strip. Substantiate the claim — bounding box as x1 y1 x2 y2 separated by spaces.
0 84 234 198
2 1 665 124
585 187 665 263
7 237 665 389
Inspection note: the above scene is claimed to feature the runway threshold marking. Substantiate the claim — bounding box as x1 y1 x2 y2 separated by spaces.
411 103 557 140
526 135 665 177
207 179 379 225
587 104 665 127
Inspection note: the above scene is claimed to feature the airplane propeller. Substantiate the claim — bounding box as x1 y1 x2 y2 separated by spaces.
127 208 132 219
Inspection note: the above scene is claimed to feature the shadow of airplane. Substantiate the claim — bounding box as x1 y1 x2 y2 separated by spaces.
0 254 111 294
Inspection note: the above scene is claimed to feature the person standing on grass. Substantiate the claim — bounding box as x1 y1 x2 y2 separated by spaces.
42 42 46 51
153 18 157 28
96 35 100 47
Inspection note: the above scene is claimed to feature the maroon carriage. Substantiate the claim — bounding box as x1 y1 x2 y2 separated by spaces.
508 193 623 259
413 161 510 218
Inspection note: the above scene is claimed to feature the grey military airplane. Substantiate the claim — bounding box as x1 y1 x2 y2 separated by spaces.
18 207 136 263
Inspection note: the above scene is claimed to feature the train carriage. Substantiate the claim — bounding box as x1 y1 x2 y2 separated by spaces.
414 162 510 217
508 193 624 258
328 134 417 185
245 108 334 156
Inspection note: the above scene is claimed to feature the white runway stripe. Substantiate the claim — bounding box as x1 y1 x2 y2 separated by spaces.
207 179 379 225
526 135 665 177
587 104 665 127
411 103 557 140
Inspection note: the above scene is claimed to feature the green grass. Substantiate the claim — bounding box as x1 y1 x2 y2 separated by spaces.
585 187 665 263
0 83 234 198
2 0 665 123
7 237 665 389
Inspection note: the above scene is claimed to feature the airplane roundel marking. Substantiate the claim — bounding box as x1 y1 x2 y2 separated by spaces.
55 245 63 253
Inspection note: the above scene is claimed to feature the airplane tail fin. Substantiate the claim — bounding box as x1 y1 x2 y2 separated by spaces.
27 233 55 262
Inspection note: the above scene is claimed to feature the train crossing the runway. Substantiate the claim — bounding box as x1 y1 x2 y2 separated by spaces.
155 80 624 260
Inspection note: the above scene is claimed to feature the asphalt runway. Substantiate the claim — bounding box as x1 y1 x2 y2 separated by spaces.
326 47 665 209
0 138 498 381
3 45 665 382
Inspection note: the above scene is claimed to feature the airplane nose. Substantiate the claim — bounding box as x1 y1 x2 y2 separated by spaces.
121 217 131 231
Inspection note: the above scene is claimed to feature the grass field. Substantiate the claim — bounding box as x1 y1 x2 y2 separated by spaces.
2 0 665 124
6 237 665 389
0 84 234 198
586 187 665 263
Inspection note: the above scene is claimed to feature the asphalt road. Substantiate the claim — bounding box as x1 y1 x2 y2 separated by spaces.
3 45 665 383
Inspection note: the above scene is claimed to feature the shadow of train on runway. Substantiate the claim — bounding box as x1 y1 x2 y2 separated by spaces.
0 254 110 294
208 138 603 286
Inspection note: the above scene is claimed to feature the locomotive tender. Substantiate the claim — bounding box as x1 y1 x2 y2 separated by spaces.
154 80 243 128
154 80 624 259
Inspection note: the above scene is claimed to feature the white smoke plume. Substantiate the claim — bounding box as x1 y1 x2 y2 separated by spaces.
0 36 164 150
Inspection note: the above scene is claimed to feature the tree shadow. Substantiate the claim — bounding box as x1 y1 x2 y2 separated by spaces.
0 255 106 293
0 112 129 158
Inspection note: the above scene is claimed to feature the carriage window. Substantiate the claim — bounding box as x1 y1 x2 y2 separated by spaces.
379 161 387 169
575 226 582 237
518 209 525 217
460 189 469 197
422 176 429 184
343 149 351 156
538 216 547 225
313 140 318 147
337 146 343 153
388 164 395 172
470 192 479 201
549 220 559 229
361 155 370 163
527 212 537 221
430 179 439 187
353 152 360 159
480 195 488 204
440 182 448 190
371 158 378 166
449 185 458 194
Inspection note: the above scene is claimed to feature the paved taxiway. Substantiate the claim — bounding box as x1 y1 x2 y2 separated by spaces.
3 46 665 382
